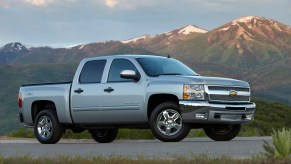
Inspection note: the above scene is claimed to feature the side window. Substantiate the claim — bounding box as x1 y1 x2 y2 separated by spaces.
108 59 139 82
79 60 106 83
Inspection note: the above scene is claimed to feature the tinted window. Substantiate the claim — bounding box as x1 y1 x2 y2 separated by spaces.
108 59 138 82
137 57 197 77
79 60 106 83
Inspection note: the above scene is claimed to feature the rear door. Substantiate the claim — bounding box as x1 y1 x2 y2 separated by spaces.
71 59 107 123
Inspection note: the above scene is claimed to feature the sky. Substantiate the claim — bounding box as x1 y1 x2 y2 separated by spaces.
0 0 290 48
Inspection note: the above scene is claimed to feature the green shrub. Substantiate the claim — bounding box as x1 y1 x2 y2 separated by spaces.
263 128 291 159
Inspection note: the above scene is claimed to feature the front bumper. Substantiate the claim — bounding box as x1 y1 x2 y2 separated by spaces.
180 101 256 124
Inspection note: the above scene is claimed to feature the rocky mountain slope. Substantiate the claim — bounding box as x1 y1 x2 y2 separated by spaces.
123 16 291 68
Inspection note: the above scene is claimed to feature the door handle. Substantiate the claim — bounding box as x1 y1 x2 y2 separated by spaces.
104 87 114 93
74 88 84 94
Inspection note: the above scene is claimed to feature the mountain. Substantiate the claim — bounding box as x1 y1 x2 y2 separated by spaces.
0 42 29 64
123 16 291 69
2 16 289 68
0 16 291 135
0 42 29 53
122 25 208 44
0 41 154 64
121 25 209 59
206 16 291 68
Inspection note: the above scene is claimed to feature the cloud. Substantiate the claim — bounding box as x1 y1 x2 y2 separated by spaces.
0 0 17 8
105 0 118 8
0 0 153 9
25 0 78 6
0 0 77 8
25 0 54 6
102 0 158 10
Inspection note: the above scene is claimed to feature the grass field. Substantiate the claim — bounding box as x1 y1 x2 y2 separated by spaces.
0 155 290 164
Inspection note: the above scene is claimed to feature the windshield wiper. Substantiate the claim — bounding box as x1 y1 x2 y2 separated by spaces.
153 73 182 77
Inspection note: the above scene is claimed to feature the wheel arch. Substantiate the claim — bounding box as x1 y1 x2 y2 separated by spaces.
147 94 179 120
31 100 57 123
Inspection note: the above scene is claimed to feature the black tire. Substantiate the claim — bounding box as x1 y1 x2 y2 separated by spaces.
90 128 118 143
149 102 190 142
204 124 241 141
70 127 85 133
34 109 63 144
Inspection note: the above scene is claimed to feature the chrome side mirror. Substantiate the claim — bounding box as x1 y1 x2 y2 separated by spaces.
120 70 140 81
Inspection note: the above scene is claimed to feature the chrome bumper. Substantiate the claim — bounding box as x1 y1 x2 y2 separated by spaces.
179 101 256 124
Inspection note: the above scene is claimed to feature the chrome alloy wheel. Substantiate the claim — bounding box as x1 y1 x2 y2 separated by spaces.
156 109 182 136
37 116 53 139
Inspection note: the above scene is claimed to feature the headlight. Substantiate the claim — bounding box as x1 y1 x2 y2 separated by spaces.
183 84 205 100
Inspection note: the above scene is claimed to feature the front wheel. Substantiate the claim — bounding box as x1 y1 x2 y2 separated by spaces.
203 124 241 141
150 102 190 142
90 128 118 143
34 109 63 144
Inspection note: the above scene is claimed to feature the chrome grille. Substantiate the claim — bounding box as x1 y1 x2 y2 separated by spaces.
209 95 250 102
208 86 249 92
207 86 250 103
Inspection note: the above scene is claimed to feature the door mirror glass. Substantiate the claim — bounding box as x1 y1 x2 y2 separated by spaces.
120 70 140 81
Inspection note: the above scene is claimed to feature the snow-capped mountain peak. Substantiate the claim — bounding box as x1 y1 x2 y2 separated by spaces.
13 42 26 50
122 25 208 44
215 15 289 34
121 35 151 44
231 16 261 25
178 25 208 35
0 42 29 53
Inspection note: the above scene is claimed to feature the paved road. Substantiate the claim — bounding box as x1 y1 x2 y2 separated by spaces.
0 137 271 158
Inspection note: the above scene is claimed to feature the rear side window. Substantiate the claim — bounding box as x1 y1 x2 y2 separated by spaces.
79 60 106 83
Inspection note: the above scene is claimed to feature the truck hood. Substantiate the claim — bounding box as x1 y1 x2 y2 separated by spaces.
149 75 249 87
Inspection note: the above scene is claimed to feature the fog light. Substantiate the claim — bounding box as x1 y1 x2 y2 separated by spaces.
245 114 254 120
195 113 208 120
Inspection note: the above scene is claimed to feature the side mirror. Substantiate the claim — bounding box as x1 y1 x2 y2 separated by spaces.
120 70 140 81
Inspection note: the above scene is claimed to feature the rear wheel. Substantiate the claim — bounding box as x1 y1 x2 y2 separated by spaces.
90 128 118 143
203 124 241 141
34 109 63 144
150 102 190 142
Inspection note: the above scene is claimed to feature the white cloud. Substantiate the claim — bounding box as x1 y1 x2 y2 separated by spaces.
0 0 17 8
25 0 54 6
102 0 157 9
0 0 77 7
0 0 154 8
105 0 118 8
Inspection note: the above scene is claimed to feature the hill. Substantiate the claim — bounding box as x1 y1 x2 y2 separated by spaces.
0 64 77 134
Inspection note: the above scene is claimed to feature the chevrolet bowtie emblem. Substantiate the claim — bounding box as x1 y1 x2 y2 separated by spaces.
229 90 238 97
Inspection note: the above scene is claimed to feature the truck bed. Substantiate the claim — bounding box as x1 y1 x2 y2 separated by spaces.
19 82 73 125
21 81 72 87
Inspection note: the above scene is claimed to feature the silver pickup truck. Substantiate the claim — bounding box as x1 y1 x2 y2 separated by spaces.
18 55 256 144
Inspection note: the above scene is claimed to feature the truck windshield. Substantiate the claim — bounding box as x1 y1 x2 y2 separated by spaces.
136 57 198 77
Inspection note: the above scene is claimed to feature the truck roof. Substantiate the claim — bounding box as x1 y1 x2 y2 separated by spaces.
82 54 167 61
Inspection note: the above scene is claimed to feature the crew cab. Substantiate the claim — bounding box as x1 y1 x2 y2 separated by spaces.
18 55 256 144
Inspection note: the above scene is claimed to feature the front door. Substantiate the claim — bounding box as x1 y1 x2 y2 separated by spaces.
100 58 145 123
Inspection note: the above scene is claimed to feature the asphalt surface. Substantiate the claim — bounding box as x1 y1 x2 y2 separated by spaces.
0 137 271 158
